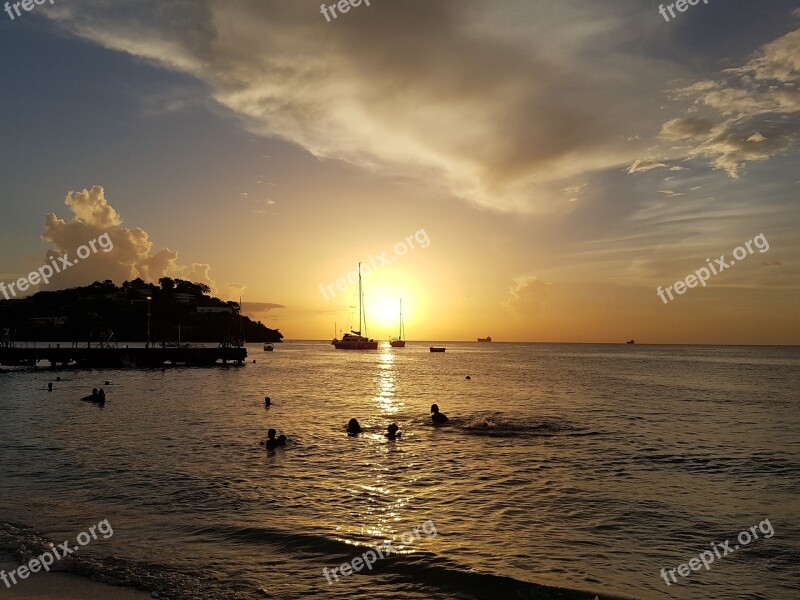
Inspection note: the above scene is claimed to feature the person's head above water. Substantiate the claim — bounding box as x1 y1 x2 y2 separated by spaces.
268 428 277 439
92 388 98 395
264 396 271 406
347 418 362 433
431 404 448 424
277 434 287 445
386 423 400 437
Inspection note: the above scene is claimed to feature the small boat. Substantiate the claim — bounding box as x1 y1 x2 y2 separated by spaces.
430 347 446 353
390 299 406 348
264 344 274 351
477 336 492 343
627 339 635 344
334 263 379 350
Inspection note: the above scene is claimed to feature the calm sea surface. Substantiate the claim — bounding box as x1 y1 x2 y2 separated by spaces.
1 343 798 599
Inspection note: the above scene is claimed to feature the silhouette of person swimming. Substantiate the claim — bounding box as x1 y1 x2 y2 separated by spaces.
431 404 449 424
266 428 287 450
347 418 362 435
264 396 271 407
386 423 401 440
80 388 105 405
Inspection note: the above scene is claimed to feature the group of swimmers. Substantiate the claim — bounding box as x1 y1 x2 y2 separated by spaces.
46 379 110 406
80 388 106 405
264 401 450 451
265 428 287 451
345 404 450 440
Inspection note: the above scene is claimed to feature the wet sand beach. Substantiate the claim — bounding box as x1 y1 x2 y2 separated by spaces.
0 558 149 600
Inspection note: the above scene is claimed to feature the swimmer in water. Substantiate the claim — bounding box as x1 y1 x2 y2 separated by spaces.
431 404 449 425
277 434 287 446
98 388 106 402
48 382 53 392
80 389 105 405
265 428 279 450
80 388 99 402
347 418 362 435
386 423 401 440
264 396 271 407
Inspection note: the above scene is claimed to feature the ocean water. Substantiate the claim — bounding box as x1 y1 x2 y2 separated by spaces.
0 342 798 599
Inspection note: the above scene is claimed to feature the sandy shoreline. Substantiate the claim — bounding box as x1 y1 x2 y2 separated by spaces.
0 559 150 599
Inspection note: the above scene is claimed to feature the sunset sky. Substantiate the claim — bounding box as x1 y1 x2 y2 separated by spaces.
1 1 798 343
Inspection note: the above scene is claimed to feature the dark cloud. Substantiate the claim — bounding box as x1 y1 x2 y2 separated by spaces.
44 0 679 213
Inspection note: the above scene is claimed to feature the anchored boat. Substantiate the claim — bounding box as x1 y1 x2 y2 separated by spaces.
333 263 378 350
390 299 406 348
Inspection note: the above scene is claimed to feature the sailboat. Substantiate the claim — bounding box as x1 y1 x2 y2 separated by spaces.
390 299 406 348
333 263 379 350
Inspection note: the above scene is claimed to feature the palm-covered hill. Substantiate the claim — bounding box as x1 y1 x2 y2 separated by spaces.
0 278 283 344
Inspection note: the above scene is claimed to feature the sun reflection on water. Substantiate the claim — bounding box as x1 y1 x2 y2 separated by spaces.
372 346 401 415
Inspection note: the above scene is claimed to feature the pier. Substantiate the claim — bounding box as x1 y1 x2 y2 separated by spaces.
0 344 248 368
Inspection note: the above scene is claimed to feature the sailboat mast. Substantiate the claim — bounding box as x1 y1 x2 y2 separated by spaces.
358 262 364 336
399 299 403 340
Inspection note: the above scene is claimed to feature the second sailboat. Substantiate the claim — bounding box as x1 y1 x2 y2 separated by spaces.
390 299 406 348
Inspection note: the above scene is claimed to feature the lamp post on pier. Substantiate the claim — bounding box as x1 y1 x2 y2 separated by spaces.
146 296 152 348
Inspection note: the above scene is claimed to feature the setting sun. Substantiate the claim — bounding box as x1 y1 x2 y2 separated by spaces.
369 297 402 332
